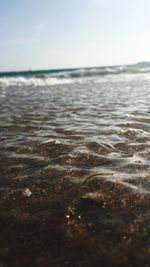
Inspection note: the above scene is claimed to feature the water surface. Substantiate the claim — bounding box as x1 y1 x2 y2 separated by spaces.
0 65 150 266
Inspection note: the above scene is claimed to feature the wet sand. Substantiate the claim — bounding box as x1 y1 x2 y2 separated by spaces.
0 173 150 267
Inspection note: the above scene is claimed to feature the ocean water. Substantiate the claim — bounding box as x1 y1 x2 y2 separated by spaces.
0 63 150 266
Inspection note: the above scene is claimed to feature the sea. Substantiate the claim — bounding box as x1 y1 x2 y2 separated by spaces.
0 63 150 266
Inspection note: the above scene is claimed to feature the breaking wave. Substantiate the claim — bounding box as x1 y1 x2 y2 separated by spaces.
0 76 74 88
1 62 150 87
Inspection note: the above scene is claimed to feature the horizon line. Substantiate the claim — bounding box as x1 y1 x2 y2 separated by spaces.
0 61 146 75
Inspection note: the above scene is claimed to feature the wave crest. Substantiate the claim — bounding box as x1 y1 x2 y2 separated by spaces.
1 63 150 87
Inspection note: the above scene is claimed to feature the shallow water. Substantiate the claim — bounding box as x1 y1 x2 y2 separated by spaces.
0 70 150 266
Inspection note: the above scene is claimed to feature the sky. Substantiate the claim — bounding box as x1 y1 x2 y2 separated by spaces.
0 0 150 71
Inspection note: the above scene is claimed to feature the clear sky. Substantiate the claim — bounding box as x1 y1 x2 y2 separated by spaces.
0 0 150 71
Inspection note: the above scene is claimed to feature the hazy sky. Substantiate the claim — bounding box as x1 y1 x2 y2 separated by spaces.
1 0 150 71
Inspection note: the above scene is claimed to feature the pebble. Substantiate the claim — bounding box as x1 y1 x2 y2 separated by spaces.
22 188 32 198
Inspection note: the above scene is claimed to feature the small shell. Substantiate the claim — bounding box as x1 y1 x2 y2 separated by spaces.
22 188 32 198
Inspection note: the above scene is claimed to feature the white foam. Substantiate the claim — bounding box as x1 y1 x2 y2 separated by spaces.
1 65 150 88
0 76 74 88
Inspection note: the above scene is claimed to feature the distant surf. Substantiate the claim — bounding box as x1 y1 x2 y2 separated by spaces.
1 62 150 87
